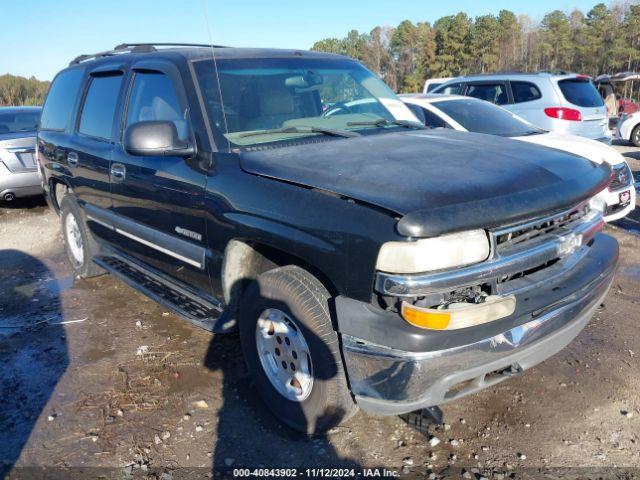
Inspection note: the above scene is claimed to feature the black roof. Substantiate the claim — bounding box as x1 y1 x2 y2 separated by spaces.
68 43 345 67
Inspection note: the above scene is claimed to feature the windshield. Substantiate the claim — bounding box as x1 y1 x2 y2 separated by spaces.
431 98 544 137
193 57 419 148
558 79 604 108
0 110 40 135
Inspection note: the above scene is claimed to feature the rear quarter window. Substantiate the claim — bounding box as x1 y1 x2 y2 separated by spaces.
511 81 542 103
558 79 604 108
40 68 84 131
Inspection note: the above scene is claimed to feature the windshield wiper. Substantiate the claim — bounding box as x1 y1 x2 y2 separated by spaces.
346 118 427 130
518 130 545 136
239 125 360 139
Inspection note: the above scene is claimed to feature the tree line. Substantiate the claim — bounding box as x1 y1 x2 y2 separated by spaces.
311 2 640 93
0 74 50 106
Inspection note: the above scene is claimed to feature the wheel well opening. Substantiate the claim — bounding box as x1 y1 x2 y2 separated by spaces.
222 240 338 313
49 179 70 214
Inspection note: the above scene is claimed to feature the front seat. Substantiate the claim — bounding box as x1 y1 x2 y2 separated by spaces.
247 90 296 131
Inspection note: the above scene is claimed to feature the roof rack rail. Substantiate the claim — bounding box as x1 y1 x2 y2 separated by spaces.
69 42 229 66
461 70 533 77
115 42 230 50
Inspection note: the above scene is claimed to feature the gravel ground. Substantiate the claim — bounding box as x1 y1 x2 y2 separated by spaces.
1 146 640 479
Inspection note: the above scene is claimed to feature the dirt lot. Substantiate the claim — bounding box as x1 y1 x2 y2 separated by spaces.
1 146 640 480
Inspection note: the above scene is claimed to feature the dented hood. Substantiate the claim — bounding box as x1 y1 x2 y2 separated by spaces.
239 129 611 237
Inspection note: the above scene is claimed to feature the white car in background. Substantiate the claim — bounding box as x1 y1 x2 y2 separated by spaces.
423 77 456 94
402 94 635 222
616 111 640 147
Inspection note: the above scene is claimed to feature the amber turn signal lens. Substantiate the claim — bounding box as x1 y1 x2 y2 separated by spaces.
401 304 451 330
401 295 516 331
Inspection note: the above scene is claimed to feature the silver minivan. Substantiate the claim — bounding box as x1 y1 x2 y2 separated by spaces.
432 72 611 143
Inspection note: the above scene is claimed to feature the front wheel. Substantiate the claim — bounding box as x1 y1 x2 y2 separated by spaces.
60 196 104 278
239 265 357 435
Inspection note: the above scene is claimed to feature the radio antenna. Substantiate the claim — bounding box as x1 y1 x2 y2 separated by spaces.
199 0 230 143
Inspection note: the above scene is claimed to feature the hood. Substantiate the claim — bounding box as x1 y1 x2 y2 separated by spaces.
516 132 625 167
239 129 611 237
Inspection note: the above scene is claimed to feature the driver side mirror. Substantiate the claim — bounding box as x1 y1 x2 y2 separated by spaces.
123 120 195 157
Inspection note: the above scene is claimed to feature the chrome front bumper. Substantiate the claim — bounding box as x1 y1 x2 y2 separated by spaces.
341 234 618 415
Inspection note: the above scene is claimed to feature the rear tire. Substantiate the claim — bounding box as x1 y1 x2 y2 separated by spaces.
239 265 357 435
631 125 640 147
60 196 104 278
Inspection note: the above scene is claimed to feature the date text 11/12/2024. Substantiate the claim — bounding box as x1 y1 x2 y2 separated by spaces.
232 467 400 477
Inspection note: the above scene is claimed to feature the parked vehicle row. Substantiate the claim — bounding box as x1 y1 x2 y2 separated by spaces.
431 72 611 143
595 72 640 121
0 106 42 202
402 94 635 222
38 44 619 434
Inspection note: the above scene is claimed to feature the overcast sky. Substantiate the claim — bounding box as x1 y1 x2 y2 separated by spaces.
2 0 602 80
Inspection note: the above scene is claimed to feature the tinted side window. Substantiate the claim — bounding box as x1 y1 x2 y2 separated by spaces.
558 79 604 108
125 72 187 139
438 82 463 95
511 81 542 103
40 69 84 131
423 108 448 128
467 83 509 105
78 74 123 140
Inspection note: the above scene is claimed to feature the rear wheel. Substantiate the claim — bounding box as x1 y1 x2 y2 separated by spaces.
631 125 640 147
239 265 357 435
60 196 104 278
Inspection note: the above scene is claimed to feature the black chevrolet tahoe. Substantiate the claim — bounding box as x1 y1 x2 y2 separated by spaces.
38 43 618 434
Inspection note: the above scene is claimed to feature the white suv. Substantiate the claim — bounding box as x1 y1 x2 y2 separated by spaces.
433 72 611 143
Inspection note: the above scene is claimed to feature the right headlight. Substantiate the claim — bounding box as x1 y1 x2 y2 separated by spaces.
376 229 490 274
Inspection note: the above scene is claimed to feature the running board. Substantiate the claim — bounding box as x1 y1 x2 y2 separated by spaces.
93 254 236 333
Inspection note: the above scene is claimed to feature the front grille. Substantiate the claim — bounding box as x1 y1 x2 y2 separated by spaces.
609 163 632 191
375 201 602 297
492 203 590 256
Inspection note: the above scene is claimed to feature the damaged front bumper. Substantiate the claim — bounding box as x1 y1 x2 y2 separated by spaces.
337 233 618 415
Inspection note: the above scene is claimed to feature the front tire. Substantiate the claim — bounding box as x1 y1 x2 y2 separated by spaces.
239 265 357 435
631 125 640 147
60 196 104 278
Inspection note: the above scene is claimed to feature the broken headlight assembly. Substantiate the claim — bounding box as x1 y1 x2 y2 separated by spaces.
376 230 518 331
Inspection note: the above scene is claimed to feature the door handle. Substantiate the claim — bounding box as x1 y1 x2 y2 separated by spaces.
67 151 79 168
110 163 126 182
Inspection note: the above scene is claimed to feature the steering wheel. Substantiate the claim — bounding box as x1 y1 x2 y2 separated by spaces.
322 102 353 118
